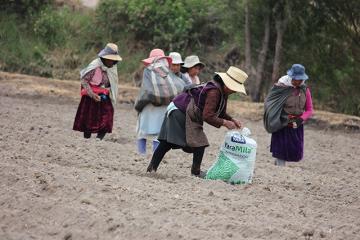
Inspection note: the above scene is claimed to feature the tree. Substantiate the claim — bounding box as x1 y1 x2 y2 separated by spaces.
244 0 272 102
282 0 360 115
271 0 290 83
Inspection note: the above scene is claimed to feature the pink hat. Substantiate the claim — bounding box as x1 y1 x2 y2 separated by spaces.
142 48 172 66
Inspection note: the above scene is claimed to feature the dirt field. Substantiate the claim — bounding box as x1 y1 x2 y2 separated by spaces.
1 71 360 240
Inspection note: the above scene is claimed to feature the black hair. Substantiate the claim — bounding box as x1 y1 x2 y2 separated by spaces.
180 63 204 74
180 66 187 73
100 57 118 66
213 74 225 87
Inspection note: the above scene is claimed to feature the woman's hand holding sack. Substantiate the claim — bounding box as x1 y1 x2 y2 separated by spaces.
223 119 242 130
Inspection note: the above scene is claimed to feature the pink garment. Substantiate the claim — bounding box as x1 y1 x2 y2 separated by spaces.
81 86 109 96
300 88 313 121
80 67 110 97
89 67 103 86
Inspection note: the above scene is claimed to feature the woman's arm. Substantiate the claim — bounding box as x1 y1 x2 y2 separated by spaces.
300 88 313 121
221 106 242 128
202 89 224 128
202 89 238 129
81 69 100 101
222 111 233 121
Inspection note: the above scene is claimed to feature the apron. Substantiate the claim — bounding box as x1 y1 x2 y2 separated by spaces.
185 82 225 147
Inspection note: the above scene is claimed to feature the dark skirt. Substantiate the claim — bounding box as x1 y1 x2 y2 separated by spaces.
158 109 195 153
270 125 304 162
73 96 114 133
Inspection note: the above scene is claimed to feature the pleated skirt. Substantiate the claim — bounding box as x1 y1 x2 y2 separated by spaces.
270 125 304 162
73 96 114 133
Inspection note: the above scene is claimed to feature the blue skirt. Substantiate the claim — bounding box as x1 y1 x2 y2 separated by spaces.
270 125 304 162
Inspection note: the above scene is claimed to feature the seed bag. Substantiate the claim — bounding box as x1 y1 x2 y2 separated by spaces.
205 128 257 184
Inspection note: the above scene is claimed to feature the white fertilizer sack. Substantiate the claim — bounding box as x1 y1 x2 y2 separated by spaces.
205 128 257 184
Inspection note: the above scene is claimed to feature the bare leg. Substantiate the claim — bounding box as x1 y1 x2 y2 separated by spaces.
275 158 286 166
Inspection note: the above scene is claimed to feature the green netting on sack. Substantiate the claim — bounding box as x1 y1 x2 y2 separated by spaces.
205 152 239 181
205 129 257 184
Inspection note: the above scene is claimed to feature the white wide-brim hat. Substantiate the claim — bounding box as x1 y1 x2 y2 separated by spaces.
169 52 184 64
183 55 205 68
98 43 122 61
215 66 248 94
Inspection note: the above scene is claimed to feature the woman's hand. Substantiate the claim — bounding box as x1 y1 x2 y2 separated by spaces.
231 119 242 129
223 120 237 130
93 94 101 102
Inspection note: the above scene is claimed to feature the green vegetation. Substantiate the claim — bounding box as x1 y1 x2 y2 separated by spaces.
95 0 226 50
0 0 359 116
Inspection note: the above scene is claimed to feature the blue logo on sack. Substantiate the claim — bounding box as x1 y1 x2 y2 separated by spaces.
231 134 246 144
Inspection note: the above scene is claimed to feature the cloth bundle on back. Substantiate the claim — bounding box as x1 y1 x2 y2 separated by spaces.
135 49 186 155
263 64 313 166
134 58 186 112
263 82 305 134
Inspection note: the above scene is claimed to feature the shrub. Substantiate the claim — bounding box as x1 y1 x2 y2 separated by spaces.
1 0 53 17
33 7 70 48
95 0 227 50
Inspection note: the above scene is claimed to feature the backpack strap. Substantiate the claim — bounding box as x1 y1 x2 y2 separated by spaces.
186 81 225 116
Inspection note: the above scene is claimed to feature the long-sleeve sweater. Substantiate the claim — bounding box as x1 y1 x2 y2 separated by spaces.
202 89 233 128
300 88 313 121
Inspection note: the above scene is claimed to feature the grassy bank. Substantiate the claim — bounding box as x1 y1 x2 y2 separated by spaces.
0 7 145 83
1 0 360 116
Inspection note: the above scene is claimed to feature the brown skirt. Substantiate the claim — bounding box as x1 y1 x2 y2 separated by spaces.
157 109 208 153
185 97 209 147
73 96 114 133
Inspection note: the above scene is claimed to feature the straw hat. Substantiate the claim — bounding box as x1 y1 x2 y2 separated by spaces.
169 52 184 64
182 55 205 69
98 43 122 61
142 48 172 66
215 66 248 94
287 64 308 80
